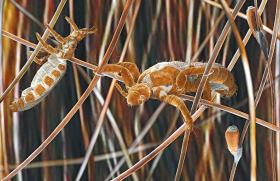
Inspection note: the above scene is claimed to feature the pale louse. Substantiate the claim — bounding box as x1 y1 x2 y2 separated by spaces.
10 17 96 112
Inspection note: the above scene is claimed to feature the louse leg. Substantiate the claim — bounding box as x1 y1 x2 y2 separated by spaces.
117 62 140 82
80 27 97 35
33 57 46 65
202 82 212 101
65 16 79 31
36 33 59 54
181 78 212 101
157 94 193 130
45 24 66 44
64 17 96 42
27 51 48 65
99 64 135 87
114 82 128 97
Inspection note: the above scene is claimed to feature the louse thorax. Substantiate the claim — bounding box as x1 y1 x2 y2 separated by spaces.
58 28 96 59
127 83 151 105
58 38 77 59
69 31 84 42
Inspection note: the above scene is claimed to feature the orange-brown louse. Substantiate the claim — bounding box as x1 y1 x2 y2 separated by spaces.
10 17 96 112
98 61 237 131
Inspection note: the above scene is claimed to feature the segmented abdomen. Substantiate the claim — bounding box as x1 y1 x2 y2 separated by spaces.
175 63 237 97
10 54 67 112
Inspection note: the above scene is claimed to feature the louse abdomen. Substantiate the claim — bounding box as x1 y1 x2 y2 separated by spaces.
175 64 237 97
10 56 67 112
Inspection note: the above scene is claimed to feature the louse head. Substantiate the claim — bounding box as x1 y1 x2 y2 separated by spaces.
127 83 151 105
63 30 96 59
64 16 96 42
70 26 97 42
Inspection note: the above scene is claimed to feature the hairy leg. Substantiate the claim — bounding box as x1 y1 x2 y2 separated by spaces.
114 82 128 97
36 33 59 54
117 62 140 82
202 82 212 101
33 57 46 65
160 94 193 130
65 16 79 31
27 51 49 65
99 64 135 87
153 86 193 130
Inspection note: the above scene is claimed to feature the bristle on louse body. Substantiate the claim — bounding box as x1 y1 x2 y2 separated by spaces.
9 17 96 112
10 54 67 112
246 6 269 59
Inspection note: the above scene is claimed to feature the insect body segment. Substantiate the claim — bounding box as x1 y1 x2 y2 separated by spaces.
176 62 237 97
10 55 66 111
10 17 96 112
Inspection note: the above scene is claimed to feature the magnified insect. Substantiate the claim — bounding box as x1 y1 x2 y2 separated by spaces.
11 51 237 132
98 61 237 130
10 17 96 112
